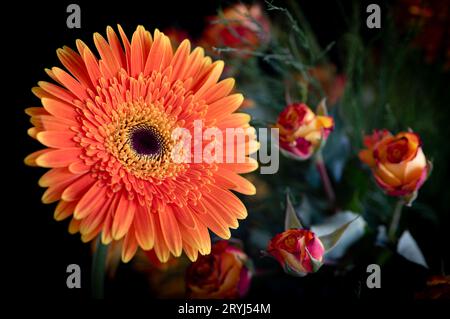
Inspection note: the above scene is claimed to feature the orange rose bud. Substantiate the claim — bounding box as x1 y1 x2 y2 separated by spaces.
359 130 430 198
186 241 253 299
267 229 325 276
276 103 334 160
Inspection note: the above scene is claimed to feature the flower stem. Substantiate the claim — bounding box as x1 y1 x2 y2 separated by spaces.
315 152 336 206
388 199 404 242
91 237 108 299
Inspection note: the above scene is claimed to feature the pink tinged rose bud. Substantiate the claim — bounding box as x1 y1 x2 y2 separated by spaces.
359 130 431 203
276 102 334 160
267 229 325 276
185 240 253 299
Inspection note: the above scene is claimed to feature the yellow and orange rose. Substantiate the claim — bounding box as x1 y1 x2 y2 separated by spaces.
276 102 334 160
267 229 325 276
185 240 252 299
359 130 431 198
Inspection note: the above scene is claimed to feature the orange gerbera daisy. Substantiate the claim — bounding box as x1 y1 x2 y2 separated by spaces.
25 25 258 263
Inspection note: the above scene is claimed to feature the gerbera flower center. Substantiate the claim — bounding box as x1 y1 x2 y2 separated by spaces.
103 97 187 181
129 125 164 157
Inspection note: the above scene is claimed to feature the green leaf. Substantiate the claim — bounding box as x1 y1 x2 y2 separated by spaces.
316 98 328 116
284 190 304 230
397 230 428 268
319 216 359 252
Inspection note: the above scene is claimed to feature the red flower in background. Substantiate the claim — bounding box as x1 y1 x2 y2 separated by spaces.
201 3 270 55
396 0 450 69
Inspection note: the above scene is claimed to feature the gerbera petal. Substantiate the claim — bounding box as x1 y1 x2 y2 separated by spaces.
41 98 78 120
35 148 82 168
216 112 251 129
38 81 77 104
94 32 121 76
206 93 244 120
106 26 126 69
195 199 232 239
193 61 224 99
101 194 120 244
202 78 235 104
183 47 205 80
170 39 191 81
41 174 77 204
218 157 259 174
153 217 171 263
130 26 146 76
81 228 102 243
24 149 52 166
39 167 77 187
203 193 240 228
74 181 108 219
28 127 40 139
68 161 91 174
68 218 81 234
32 87 53 100
179 218 211 256
183 241 199 262
133 204 155 250
117 24 132 72
36 131 76 148
51 67 88 100
143 29 171 75
61 173 96 202
31 115 77 131
196 222 212 255
79 195 112 235
122 226 138 263
25 107 49 117
215 167 256 195
81 45 102 86
172 204 196 229
54 200 76 221
159 205 183 257
112 194 136 240
56 46 92 89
